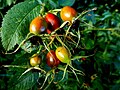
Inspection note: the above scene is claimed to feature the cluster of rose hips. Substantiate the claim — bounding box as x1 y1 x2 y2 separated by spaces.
30 6 77 35
30 46 70 67
29 6 77 67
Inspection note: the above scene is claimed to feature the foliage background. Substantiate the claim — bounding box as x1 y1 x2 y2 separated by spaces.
0 0 120 90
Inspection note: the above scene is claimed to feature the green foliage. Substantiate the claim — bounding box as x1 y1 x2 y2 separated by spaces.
0 0 16 9
58 0 75 6
9 71 39 90
0 0 120 90
1 0 41 51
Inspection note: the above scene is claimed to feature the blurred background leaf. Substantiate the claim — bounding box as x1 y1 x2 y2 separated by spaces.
58 0 75 6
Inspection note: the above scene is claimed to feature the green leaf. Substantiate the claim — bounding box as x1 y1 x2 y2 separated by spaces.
92 79 104 90
21 40 39 53
82 38 94 50
86 39 94 49
112 84 120 90
1 0 41 51
58 0 75 6
85 11 96 24
0 79 6 90
48 0 57 8
7 0 14 6
10 71 39 90
114 62 120 71
100 11 112 21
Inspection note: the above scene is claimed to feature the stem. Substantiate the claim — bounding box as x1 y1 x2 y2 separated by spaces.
51 21 69 35
58 67 72 73
49 9 61 12
69 32 77 37
33 67 46 74
111 30 120 37
44 73 55 90
46 36 55 48
40 3 45 16
0 12 4 18
40 72 50 89
40 69 55 90
69 64 85 76
70 68 80 84
65 24 72 38
66 36 77 44
18 67 33 79
84 27 114 31
3 65 28 68
37 45 43 54
59 64 68 82
5 33 33 54
58 67 83 75
3 65 46 74
76 29 81 48
71 54 94 61
74 7 97 21
42 41 50 52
